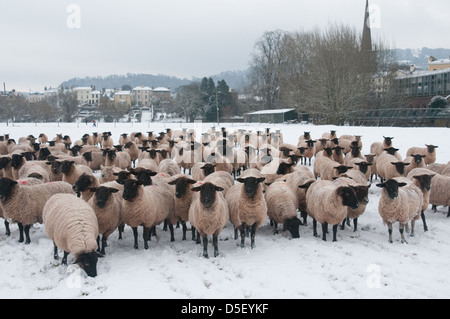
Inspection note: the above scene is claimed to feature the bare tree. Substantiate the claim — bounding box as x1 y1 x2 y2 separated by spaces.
175 82 203 122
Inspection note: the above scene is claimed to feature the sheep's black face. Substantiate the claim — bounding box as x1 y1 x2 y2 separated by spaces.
38 148 51 160
391 162 409 175
169 177 197 199
350 146 361 157
11 154 24 168
61 161 75 174
0 178 17 202
131 169 157 186
411 154 425 165
384 147 399 155
49 161 62 174
376 179 407 200
122 180 142 201
107 150 116 161
74 251 101 278
238 177 265 198
413 174 434 192
114 171 132 185
73 174 93 193
286 217 301 239
351 185 370 206
337 186 359 210
201 164 216 177
192 183 224 209
95 187 118 209
82 151 92 162
147 149 158 160
323 148 333 157
383 137 394 147
276 162 293 175
355 162 370 174
0 157 11 170
335 165 353 175
102 135 109 141
426 145 438 153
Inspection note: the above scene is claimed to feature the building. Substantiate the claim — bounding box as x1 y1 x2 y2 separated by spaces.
132 86 153 106
152 87 171 103
428 57 450 71
244 108 298 123
396 68 450 99
72 87 93 105
114 90 132 108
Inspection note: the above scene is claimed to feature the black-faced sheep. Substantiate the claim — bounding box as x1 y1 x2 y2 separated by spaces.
0 178 74 244
42 194 103 277
61 160 94 185
376 179 423 243
301 180 358 242
406 145 439 165
265 180 301 238
225 169 267 249
189 182 229 258
429 173 450 217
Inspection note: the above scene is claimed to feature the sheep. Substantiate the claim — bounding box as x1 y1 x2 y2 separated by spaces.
123 141 139 167
406 145 439 165
42 194 103 277
347 158 373 182
364 154 377 182
428 163 450 176
189 182 229 258
61 160 94 185
225 169 267 249
72 173 101 201
297 140 316 166
320 160 353 181
87 185 123 255
38 133 48 144
370 136 395 156
343 145 364 165
17 162 51 183
376 153 409 182
285 169 315 225
0 178 74 244
322 130 337 140
301 180 358 242
121 179 175 249
0 156 14 179
158 159 181 177
376 178 424 243
100 132 114 149
167 175 197 241
333 175 370 232
265 180 301 238
192 162 216 181
403 154 426 176
103 148 131 170
313 147 334 179
82 150 105 171
99 165 121 184
406 168 436 232
429 173 450 217
203 171 235 197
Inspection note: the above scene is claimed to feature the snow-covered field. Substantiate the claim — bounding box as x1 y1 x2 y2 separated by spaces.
0 121 449 299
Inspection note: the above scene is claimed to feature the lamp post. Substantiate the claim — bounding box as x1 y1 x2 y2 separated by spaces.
216 86 220 126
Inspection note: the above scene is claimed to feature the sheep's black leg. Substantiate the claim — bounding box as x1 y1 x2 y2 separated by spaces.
202 235 209 258
432 205 437 212
196 229 201 245
96 235 101 253
150 226 156 239
313 219 319 237
321 222 328 242
53 242 59 260
332 224 338 242
239 224 246 248
182 222 187 241
132 227 139 249
168 223 175 242
447 207 450 218
340 219 346 230
309 158 312 166
273 221 278 235
62 251 69 265
353 218 358 232
101 236 107 255
118 224 124 240
421 211 429 231
234 227 238 240
213 235 219 257
387 223 393 243
400 224 407 244
143 227 151 250
191 226 197 241
18 223 24 243
300 211 307 226
24 225 31 245
163 220 168 231
250 223 257 249
4 220 10 236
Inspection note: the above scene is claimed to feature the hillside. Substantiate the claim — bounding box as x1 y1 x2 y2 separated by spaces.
395 47 450 69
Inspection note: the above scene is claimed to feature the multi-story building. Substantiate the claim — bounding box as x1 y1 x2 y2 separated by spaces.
132 86 153 106
114 90 132 108
152 87 171 103
72 87 93 105
428 57 450 71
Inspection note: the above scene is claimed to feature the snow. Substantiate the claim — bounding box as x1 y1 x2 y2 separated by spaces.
0 121 449 299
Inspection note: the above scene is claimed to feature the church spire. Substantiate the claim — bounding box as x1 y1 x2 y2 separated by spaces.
361 0 373 52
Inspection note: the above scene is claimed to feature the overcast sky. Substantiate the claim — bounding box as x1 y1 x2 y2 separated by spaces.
1 0 449 92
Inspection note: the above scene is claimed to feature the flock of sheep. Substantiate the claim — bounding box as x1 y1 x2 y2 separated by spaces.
0 127 449 278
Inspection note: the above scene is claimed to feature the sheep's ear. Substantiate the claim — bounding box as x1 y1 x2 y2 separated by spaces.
191 185 203 192
88 187 97 192
376 183 385 188
188 179 197 184
421 155 426 158
167 179 179 185
398 182 407 188
258 177 266 183
404 163 410 166
215 186 224 193
109 188 119 193
237 178 245 183
265 182 273 186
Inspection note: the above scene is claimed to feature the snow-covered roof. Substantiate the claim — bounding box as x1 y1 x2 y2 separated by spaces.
246 108 296 115
72 87 93 91
132 86 153 91
429 58 450 65
153 87 170 92
114 91 131 95
396 67 450 80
